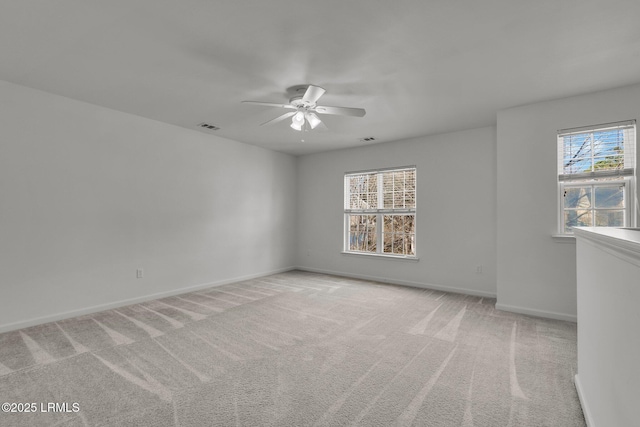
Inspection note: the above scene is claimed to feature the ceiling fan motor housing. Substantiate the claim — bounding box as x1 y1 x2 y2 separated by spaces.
289 95 315 110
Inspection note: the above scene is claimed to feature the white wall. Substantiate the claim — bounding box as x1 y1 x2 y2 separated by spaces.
496 83 640 321
296 127 497 297
574 229 640 427
0 80 297 332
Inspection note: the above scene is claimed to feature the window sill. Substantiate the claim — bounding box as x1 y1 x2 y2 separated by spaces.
551 234 576 243
341 251 420 261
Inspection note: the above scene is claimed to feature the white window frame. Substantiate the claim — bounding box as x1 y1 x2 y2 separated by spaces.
557 120 636 235
343 166 417 259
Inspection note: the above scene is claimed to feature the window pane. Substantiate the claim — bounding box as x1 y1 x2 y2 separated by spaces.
393 190 405 209
383 215 406 233
563 157 592 174
348 215 376 252
593 154 624 171
562 129 627 175
382 173 394 209
382 215 393 233
392 235 403 254
383 192 393 209
383 232 393 253
404 215 415 257
368 192 378 209
593 130 625 171
382 170 416 209
393 171 407 209
564 210 592 231
348 174 377 209
382 214 415 255
564 187 592 209
394 215 404 232
563 134 593 174
595 210 624 227
404 215 415 234
349 195 359 209
594 185 624 208
366 215 377 251
404 169 416 209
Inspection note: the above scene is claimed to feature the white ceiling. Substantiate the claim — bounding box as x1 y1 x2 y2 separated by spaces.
2 1 640 155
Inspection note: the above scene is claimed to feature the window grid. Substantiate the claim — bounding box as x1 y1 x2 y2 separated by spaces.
345 167 416 257
562 182 627 232
557 121 636 234
383 214 416 255
348 215 377 252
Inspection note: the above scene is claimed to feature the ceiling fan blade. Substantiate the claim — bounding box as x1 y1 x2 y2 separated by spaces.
242 101 295 109
302 85 326 104
314 121 329 131
315 105 366 117
260 111 296 126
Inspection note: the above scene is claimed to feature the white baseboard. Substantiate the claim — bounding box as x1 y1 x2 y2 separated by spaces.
2 266 577 332
295 266 497 298
574 374 594 427
495 302 577 322
0 266 296 333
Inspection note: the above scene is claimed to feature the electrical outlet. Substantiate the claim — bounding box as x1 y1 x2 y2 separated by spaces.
136 268 144 279
476 265 483 274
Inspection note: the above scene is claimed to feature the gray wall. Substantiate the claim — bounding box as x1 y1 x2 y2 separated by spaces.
296 127 498 297
3 77 639 331
0 81 297 331
496 83 640 321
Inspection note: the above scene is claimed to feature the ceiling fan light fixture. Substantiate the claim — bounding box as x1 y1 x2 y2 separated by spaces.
306 112 321 129
290 121 303 131
292 111 305 125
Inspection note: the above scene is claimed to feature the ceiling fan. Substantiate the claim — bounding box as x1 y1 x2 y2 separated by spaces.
242 85 366 131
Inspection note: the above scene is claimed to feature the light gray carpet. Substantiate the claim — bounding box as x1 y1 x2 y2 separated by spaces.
0 271 585 426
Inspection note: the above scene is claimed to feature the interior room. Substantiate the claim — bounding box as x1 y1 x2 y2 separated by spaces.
1 1 639 426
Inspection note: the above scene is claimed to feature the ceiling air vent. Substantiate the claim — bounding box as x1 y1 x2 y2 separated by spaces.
197 122 220 131
359 137 376 142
